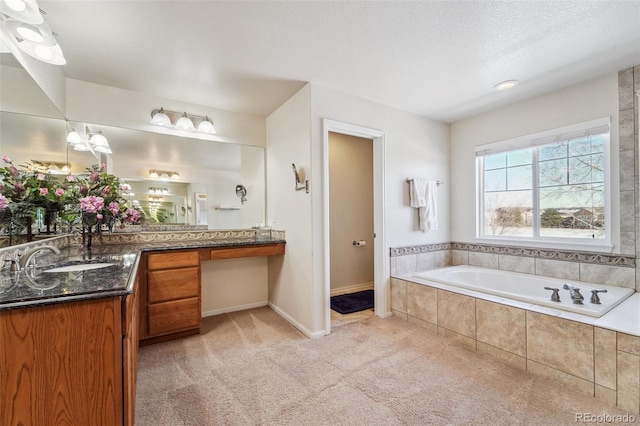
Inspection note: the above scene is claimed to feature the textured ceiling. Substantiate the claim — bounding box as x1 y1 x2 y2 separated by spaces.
37 1 640 122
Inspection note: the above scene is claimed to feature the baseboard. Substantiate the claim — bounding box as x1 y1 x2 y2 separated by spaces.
201 301 268 318
330 281 374 297
268 302 327 339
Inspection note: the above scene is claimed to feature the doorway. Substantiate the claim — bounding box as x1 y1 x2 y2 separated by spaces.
322 119 386 334
328 132 374 327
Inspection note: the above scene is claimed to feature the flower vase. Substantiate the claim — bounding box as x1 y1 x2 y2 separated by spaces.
85 226 92 248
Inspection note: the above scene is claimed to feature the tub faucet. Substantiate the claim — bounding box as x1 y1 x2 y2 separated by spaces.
543 287 561 302
562 283 584 305
19 245 61 270
590 289 608 305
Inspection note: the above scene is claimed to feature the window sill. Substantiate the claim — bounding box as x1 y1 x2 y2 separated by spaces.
474 237 613 254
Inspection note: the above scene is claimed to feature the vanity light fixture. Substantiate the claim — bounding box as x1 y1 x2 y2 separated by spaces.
0 1 67 65
148 187 169 194
29 160 70 174
494 80 519 91
66 124 113 154
150 108 216 135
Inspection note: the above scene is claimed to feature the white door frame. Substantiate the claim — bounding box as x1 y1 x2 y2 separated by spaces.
322 119 386 333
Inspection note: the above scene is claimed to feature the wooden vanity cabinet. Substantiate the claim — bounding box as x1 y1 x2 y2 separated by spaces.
139 250 201 345
0 286 139 426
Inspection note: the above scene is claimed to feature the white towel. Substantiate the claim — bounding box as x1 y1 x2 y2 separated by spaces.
409 179 427 208
421 180 438 232
410 179 438 231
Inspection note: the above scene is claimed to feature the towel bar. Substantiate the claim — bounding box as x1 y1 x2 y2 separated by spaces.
406 178 443 186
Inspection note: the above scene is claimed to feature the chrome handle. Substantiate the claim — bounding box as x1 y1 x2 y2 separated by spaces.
544 287 561 302
590 289 608 305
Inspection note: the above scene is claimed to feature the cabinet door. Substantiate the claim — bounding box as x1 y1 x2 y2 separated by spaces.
123 277 140 426
148 267 200 303
147 297 200 336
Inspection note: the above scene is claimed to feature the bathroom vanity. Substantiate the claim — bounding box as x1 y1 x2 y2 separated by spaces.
0 231 285 426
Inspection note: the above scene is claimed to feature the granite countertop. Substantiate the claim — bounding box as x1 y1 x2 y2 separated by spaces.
0 237 285 311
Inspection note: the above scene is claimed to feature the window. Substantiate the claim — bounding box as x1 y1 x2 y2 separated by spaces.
476 118 611 251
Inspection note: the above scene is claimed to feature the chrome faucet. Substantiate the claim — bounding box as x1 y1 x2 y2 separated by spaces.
543 287 561 302
590 289 608 304
562 283 584 304
19 245 61 270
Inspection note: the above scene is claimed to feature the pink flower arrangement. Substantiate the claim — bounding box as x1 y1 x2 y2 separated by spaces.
0 194 8 211
55 188 64 197
37 173 45 181
39 188 48 196
108 201 120 216
2 155 11 163
124 207 141 224
80 196 105 214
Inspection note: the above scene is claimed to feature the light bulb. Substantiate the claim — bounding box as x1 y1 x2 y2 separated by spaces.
197 116 216 134
5 0 26 12
66 129 83 144
175 112 195 131
150 108 172 126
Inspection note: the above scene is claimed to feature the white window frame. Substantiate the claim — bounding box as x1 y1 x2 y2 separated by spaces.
475 117 612 253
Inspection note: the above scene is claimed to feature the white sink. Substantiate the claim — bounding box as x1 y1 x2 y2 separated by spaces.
44 263 115 273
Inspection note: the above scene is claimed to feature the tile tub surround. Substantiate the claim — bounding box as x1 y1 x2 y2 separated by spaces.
390 241 637 290
390 276 640 414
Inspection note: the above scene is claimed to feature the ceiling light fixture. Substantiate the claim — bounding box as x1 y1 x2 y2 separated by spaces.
494 80 519 91
0 2 67 65
150 108 216 135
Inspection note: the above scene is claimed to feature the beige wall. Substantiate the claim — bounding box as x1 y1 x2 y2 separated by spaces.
329 132 374 292
201 257 268 316
266 84 317 336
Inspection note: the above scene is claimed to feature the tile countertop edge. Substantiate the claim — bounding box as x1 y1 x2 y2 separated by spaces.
395 273 640 338
0 238 286 311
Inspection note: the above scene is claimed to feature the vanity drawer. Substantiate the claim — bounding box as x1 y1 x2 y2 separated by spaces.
147 297 200 336
148 267 199 303
210 243 285 260
147 250 200 270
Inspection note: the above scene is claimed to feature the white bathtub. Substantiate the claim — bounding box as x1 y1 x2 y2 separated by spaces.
412 265 635 318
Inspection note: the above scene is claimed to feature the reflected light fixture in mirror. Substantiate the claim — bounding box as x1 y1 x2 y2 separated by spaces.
0 1 67 65
66 125 112 154
150 108 216 134
148 169 180 179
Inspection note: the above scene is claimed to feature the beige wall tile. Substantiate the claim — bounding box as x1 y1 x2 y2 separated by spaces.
434 250 451 268
535 259 579 281
594 327 617 390
416 252 436 271
476 300 526 357
527 360 594 396
477 342 526 370
407 282 437 324
619 333 640 356
390 278 407 313
617 351 640 414
396 254 417 275
451 250 468 265
579 263 636 289
526 312 594 381
437 290 476 339
408 315 438 334
468 251 498 269
497 255 534 274
391 309 407 321
437 326 476 349
595 384 617 406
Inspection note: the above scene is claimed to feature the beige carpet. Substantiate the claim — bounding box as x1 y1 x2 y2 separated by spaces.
136 307 637 425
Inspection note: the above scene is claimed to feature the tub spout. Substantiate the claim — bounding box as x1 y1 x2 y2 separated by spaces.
562 283 584 305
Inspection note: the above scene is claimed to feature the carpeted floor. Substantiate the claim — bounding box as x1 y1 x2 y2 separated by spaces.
136 307 637 425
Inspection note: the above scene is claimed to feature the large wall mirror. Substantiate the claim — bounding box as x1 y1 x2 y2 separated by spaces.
0 53 266 245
